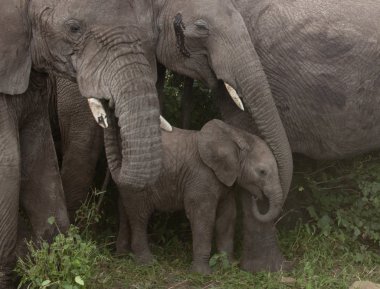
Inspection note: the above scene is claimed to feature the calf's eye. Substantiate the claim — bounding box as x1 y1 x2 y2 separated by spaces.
70 24 81 33
258 168 267 177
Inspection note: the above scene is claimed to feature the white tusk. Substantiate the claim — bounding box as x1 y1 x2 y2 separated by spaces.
88 98 109 128
224 82 245 111
160 115 173 132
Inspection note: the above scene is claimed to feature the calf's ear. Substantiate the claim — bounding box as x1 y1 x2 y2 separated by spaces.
0 0 31 95
197 119 240 187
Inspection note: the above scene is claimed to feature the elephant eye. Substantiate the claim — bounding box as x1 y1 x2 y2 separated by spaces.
258 168 267 177
194 19 209 30
65 19 83 35
70 24 81 33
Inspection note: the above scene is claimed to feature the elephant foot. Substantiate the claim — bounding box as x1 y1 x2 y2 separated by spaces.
0 283 15 289
116 246 130 256
216 250 236 264
226 252 237 264
240 252 293 273
115 240 130 256
134 252 154 265
190 262 212 275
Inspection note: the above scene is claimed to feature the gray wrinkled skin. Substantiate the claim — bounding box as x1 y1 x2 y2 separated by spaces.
217 0 380 273
107 119 282 275
234 0 380 160
0 71 70 289
56 78 104 222
0 0 162 287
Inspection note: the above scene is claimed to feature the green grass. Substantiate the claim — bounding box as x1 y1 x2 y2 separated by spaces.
82 222 378 289
16 153 380 289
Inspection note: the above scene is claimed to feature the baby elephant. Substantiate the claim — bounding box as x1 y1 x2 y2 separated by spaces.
105 119 283 274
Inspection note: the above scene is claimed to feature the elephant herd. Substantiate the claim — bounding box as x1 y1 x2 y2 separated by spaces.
0 0 379 287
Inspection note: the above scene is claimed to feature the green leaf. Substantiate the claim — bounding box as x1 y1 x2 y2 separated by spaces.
47 216 56 225
41 279 51 286
75 275 85 286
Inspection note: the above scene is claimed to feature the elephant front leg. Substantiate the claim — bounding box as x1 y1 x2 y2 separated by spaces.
125 200 154 265
60 125 103 222
186 196 217 275
0 97 20 289
116 199 131 255
215 191 236 263
19 107 70 242
239 189 290 273
0 167 19 288
57 78 103 222
60 121 103 223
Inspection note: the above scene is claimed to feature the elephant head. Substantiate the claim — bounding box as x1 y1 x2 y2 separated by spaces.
151 0 293 200
0 0 162 189
198 119 283 223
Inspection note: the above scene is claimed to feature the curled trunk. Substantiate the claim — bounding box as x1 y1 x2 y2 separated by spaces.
76 28 162 190
103 114 123 184
251 188 283 223
106 67 162 188
221 45 293 201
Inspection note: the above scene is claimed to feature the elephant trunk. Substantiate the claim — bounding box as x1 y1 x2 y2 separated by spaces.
108 69 162 189
103 114 122 184
251 186 283 223
75 28 162 189
226 45 293 200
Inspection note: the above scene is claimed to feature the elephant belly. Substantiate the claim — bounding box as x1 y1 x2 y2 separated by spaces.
148 180 185 213
284 109 380 160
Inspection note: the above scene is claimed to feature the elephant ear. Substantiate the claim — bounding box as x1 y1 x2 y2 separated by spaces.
0 0 31 95
197 119 242 187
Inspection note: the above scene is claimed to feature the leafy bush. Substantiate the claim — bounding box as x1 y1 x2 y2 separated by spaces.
75 189 106 237
296 153 380 246
16 226 101 289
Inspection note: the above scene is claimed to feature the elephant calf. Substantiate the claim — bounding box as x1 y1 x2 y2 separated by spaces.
105 119 283 274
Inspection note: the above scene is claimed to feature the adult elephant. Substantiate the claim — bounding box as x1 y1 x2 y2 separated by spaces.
213 0 379 272
0 0 163 286
54 0 293 271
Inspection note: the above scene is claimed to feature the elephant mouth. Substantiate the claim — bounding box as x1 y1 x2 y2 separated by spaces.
251 193 269 213
250 185 264 201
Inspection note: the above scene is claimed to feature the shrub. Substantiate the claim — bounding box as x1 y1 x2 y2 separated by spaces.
16 225 101 289
297 153 380 246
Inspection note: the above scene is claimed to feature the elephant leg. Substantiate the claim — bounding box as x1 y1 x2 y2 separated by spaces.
186 196 217 275
125 199 153 264
15 215 32 261
215 191 236 263
57 78 103 222
116 198 131 255
60 124 103 222
19 106 70 242
0 96 20 289
239 189 289 273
